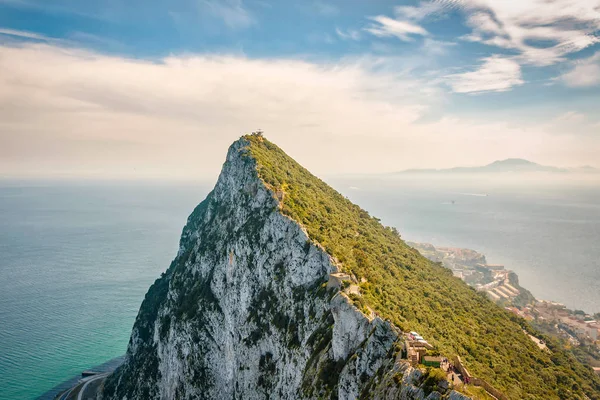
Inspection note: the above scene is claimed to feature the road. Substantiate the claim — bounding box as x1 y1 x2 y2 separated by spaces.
57 373 108 400
58 385 74 400
77 373 108 400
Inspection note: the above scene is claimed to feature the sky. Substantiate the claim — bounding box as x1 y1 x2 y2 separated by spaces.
1 0 599 180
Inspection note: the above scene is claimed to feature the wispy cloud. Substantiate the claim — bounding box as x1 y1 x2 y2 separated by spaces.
365 16 428 42
0 28 128 51
364 1 450 42
446 56 524 94
394 1 451 21
0 28 60 42
422 38 456 56
560 52 600 88
335 28 361 41
448 0 600 66
553 111 586 124
312 1 339 17
541 111 600 139
198 0 255 30
307 32 335 45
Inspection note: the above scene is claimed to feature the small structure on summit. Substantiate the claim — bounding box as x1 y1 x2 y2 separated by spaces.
251 129 264 139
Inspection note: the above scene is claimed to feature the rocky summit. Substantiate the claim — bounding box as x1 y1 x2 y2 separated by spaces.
101 135 600 400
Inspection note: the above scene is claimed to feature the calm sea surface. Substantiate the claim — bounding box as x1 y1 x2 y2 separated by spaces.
0 181 209 400
330 174 600 315
1 176 599 399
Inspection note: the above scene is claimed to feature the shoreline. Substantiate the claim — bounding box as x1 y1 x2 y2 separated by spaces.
37 356 124 400
409 241 600 369
408 241 599 316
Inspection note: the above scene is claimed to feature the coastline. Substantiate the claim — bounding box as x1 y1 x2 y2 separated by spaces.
409 241 600 370
37 356 124 400
407 241 536 307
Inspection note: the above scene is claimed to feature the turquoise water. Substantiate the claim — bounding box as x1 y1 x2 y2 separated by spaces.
331 174 600 314
0 181 208 400
1 176 599 399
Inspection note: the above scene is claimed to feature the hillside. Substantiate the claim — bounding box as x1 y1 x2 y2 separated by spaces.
101 134 600 400
245 135 600 399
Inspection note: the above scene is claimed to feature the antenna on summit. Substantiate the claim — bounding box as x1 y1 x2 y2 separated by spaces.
252 129 264 138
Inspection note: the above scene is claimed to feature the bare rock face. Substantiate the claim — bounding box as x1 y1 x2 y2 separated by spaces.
101 138 469 400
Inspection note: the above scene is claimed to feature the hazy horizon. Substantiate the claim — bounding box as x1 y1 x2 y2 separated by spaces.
2 148 600 182
1 0 600 180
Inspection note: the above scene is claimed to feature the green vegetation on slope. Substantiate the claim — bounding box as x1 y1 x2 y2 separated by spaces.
243 134 600 400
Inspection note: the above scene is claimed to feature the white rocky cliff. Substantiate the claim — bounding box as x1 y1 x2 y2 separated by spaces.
101 138 469 400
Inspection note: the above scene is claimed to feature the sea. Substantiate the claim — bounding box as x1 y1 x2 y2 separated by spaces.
1 174 599 399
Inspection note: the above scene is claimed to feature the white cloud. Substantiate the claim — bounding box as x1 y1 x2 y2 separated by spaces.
0 42 433 178
364 0 600 91
365 16 428 42
448 0 600 66
364 1 449 42
0 42 597 179
560 53 600 88
446 56 524 93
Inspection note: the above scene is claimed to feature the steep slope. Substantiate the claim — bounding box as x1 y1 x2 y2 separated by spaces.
102 135 600 400
102 136 458 400
242 135 600 399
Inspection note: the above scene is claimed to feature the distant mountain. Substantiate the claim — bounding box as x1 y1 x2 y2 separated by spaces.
476 158 565 173
399 158 598 174
569 165 600 173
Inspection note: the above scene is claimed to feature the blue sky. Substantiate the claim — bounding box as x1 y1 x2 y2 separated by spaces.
1 0 599 179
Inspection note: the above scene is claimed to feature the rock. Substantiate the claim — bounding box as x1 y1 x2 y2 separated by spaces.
100 137 467 400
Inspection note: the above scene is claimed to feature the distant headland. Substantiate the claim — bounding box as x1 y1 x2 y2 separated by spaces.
395 158 599 174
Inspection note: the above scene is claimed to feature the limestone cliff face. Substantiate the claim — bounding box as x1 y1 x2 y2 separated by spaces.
102 138 469 400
